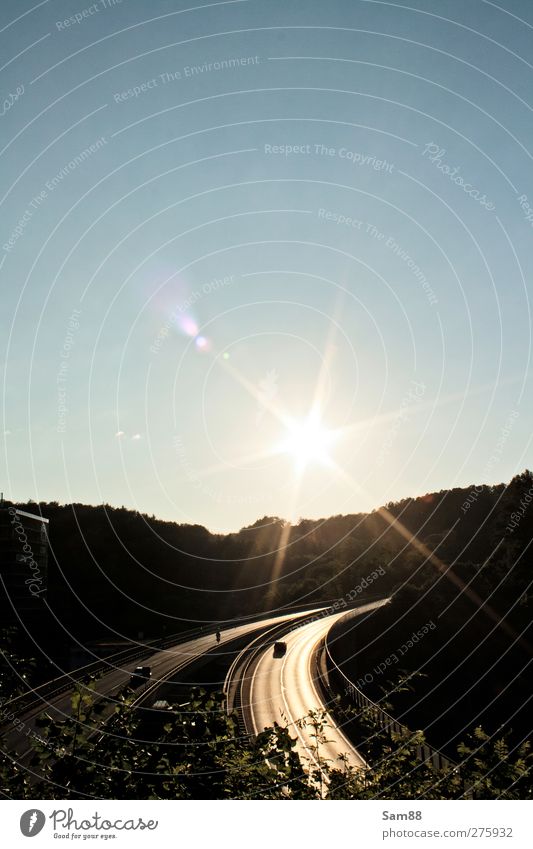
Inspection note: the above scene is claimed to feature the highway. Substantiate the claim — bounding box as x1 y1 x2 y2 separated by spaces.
2 608 325 766
3 598 389 791
239 599 390 781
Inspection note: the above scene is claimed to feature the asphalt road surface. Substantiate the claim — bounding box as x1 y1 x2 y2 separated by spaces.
2 608 325 765
244 600 389 779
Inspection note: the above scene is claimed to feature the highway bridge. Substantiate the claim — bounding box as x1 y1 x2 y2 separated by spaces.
224 599 390 780
1 599 390 783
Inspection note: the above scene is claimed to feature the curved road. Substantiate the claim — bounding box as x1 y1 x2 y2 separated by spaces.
243 600 389 778
2 608 325 765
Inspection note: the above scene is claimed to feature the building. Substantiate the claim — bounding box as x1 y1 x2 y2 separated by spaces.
0 499 49 625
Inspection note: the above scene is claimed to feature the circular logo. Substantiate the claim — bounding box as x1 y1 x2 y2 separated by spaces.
20 810 46 837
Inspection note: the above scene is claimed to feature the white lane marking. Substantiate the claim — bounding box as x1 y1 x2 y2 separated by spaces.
305 628 365 768
279 622 331 782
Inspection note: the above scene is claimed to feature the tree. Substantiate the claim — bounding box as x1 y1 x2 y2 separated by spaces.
1 685 530 800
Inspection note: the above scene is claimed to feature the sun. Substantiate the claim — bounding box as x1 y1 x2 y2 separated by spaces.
278 412 336 470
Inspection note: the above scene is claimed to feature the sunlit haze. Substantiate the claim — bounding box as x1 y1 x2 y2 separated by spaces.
1 0 532 532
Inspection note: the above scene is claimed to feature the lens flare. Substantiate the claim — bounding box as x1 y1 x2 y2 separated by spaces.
195 335 210 351
279 412 336 470
178 315 199 337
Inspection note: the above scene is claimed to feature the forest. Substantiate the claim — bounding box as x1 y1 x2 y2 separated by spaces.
4 470 530 638
1 471 532 797
2 471 532 767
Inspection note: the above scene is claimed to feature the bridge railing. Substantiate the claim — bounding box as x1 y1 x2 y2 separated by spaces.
0 598 343 721
323 623 457 774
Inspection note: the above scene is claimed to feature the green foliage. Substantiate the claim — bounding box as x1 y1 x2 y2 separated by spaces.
1 684 530 800
0 628 35 700
6 473 531 646
456 726 532 800
1 686 314 799
324 698 532 800
3 471 533 799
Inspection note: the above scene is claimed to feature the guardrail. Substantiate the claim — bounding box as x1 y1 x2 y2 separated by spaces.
0 623 212 722
323 622 456 773
131 611 323 711
0 599 343 724
223 597 387 734
224 621 298 729
223 605 352 734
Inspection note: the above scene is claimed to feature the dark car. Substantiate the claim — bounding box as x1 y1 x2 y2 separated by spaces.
130 665 152 686
273 641 287 657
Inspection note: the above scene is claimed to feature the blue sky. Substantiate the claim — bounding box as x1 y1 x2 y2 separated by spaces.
1 0 533 531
